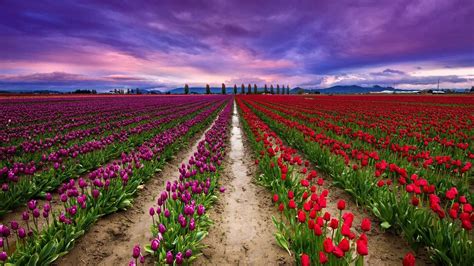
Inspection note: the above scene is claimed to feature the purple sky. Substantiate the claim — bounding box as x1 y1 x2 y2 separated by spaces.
0 0 473 91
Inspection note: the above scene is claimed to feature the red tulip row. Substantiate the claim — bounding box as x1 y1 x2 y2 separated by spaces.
251 97 472 195
236 97 380 266
239 95 473 265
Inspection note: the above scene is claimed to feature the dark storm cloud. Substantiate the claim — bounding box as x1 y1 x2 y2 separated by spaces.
0 0 472 90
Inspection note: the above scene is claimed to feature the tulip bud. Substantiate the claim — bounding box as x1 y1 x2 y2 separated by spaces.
175 252 183 265
132 245 141 259
0 251 7 262
166 251 174 264
184 249 192 258
159 224 166 234
92 189 100 199
27 200 37 210
337 200 346 210
151 239 160 251
18 228 26 239
149 207 155 216
361 218 371 231
10 221 19 230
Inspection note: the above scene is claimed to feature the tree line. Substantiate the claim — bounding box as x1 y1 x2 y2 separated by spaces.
183 83 291 95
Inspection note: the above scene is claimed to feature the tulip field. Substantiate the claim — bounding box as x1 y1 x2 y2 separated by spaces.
0 94 473 265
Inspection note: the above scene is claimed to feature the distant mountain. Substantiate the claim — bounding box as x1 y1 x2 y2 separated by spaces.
317 85 399 94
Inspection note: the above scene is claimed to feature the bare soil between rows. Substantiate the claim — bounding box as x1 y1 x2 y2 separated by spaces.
195 104 291 265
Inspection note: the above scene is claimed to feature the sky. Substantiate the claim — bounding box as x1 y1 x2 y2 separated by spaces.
0 0 473 91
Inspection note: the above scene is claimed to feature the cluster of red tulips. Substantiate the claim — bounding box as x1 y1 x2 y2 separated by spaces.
237 97 375 265
238 95 473 265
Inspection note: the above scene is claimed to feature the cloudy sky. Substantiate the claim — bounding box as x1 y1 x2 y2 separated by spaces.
0 0 473 91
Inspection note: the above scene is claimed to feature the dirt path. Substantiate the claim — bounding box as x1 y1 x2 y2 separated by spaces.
196 103 291 265
55 118 219 266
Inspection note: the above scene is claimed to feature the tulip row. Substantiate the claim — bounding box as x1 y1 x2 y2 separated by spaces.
1 98 210 177
129 99 233 265
0 96 228 265
252 97 472 197
0 99 217 216
236 97 373 265
240 96 473 265
1 98 207 160
1 96 204 144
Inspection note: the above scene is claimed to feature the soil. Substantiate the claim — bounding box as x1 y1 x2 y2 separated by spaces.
195 103 292 265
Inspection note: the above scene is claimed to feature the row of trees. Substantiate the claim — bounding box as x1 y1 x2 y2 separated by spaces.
184 83 291 95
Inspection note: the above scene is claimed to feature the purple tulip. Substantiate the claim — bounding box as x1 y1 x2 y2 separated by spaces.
92 189 100 199
166 251 174 264
189 218 195 231
0 251 7 262
1 183 8 192
132 245 141 259
175 252 183 265
1 226 10 237
45 192 52 201
27 200 37 210
164 209 170 218
43 203 51 212
128 260 136 266
197 205 205 216
10 221 19 230
60 193 68 202
149 207 155 216
184 249 192 258
158 224 166 234
32 208 40 218
22 211 29 221
151 238 160 251
18 228 26 239
139 255 145 264
219 186 226 193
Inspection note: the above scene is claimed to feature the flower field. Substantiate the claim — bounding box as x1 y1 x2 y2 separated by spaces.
237 95 473 265
0 94 473 265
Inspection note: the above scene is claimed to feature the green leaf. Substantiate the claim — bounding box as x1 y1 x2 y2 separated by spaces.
380 221 391 229
26 253 39 266
274 233 291 255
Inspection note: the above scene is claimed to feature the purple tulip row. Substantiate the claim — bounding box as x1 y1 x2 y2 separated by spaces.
0 96 197 142
1 100 214 183
0 96 230 264
1 99 204 158
130 99 233 265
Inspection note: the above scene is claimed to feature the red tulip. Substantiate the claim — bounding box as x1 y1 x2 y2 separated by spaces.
337 200 346 210
301 253 310 266
356 239 368 256
323 237 334 253
288 199 296 209
361 218 371 231
319 251 328 264
298 210 306 223
272 194 279 202
338 238 350 252
402 252 416 266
